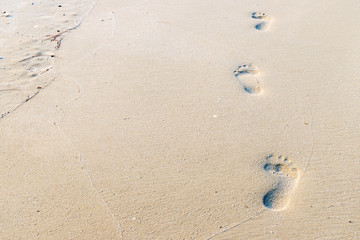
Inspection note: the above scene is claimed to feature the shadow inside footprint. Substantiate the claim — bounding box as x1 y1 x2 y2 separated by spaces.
255 22 270 31
263 188 278 209
244 84 262 95
263 184 289 211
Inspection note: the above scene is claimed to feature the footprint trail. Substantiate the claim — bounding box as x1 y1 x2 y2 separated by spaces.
263 154 300 211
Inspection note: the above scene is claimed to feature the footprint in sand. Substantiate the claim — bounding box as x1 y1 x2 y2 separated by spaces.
252 12 272 31
262 154 300 211
233 64 263 95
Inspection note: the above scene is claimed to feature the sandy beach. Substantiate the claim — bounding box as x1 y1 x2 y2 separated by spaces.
1 0 359 239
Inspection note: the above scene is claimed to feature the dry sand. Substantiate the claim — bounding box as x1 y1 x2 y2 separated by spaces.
0 0 359 239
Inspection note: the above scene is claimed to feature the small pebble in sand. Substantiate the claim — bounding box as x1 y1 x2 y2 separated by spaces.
2 11 12 17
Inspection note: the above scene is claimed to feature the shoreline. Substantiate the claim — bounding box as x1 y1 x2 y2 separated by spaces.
0 0 97 118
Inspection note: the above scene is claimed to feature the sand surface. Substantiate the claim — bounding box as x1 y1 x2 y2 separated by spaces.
1 0 359 239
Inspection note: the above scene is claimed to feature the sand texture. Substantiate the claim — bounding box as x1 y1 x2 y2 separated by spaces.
0 0 359 239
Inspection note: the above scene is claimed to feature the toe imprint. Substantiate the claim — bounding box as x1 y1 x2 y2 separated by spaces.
234 64 259 76
263 154 300 211
252 12 271 20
